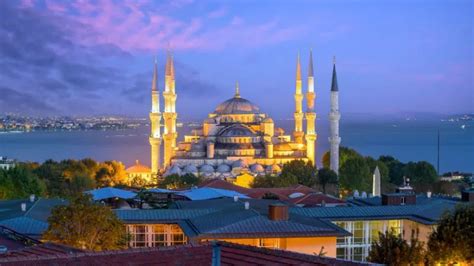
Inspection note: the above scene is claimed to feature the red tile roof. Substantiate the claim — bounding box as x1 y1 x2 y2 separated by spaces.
289 193 346 206
0 241 367 265
199 178 251 194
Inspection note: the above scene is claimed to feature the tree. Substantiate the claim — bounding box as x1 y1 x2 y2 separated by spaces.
317 168 337 194
339 157 371 193
43 194 127 251
1 164 46 198
280 160 317 187
403 161 438 192
322 147 362 169
427 204 474 264
367 229 425 265
95 161 128 187
379 156 405 185
159 173 201 189
251 174 298 188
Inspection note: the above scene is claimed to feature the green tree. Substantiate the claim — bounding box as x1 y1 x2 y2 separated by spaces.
379 156 405 185
317 168 338 194
322 147 362 170
427 204 474 264
280 160 317 187
403 161 438 192
6 164 46 198
69 175 96 196
95 161 128 187
159 173 201 189
43 194 127 251
0 169 16 199
251 174 298 188
339 157 371 193
367 229 425 265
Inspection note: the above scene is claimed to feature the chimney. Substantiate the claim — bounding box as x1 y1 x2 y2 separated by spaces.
21 203 26 212
244 202 250 210
233 196 239 202
29 194 35 202
268 204 289 221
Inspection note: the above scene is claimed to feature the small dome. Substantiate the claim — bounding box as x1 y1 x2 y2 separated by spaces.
200 164 215 173
263 117 273 123
167 164 182 175
126 160 151 173
266 164 281 173
250 163 265 173
217 164 231 173
232 159 248 168
183 164 198 174
214 97 260 115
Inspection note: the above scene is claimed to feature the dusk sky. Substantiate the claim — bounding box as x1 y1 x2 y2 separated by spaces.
1 0 472 119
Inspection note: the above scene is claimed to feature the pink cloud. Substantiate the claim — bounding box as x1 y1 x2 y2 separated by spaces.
34 0 304 53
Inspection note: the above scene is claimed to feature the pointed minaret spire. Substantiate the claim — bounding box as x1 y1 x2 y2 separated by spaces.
293 52 304 144
170 53 175 81
165 50 172 77
329 55 341 175
331 56 339 92
296 52 302 83
234 81 240 98
152 56 158 92
308 49 314 77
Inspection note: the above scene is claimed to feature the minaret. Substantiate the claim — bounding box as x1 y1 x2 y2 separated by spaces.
372 166 381 196
293 53 304 144
163 51 178 168
329 57 341 174
149 58 162 177
305 50 317 166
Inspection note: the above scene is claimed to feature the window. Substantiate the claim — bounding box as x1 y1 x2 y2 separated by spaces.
353 221 364 244
151 225 166 247
127 224 187 248
258 238 279 249
401 197 406 205
169 224 187 245
129 225 148 248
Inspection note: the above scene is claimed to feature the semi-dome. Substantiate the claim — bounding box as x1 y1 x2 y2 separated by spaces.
218 124 256 137
214 96 260 115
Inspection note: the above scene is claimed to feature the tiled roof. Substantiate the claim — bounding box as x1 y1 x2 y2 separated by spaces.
199 178 251 194
291 200 459 225
0 217 48 237
85 187 137 201
177 187 250 201
289 193 346 206
0 241 368 265
114 208 218 222
0 243 84 260
0 198 67 238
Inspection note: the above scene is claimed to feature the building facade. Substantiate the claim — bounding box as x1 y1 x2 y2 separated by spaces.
147 51 335 178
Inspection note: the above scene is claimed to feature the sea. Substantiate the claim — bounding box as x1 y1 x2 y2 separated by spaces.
0 118 472 174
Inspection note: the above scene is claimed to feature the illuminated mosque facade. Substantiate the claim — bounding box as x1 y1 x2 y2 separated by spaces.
140 51 340 181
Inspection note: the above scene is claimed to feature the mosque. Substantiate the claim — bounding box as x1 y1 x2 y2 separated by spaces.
126 51 341 185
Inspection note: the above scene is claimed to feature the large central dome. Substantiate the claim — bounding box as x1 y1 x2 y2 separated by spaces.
214 96 260 115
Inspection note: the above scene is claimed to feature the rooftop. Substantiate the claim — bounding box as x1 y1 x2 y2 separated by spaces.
0 241 368 265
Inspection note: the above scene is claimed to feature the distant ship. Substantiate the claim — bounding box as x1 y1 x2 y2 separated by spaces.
461 124 466 129
176 122 183 128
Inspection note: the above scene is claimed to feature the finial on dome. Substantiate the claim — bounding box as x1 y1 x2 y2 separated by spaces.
235 81 240 98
